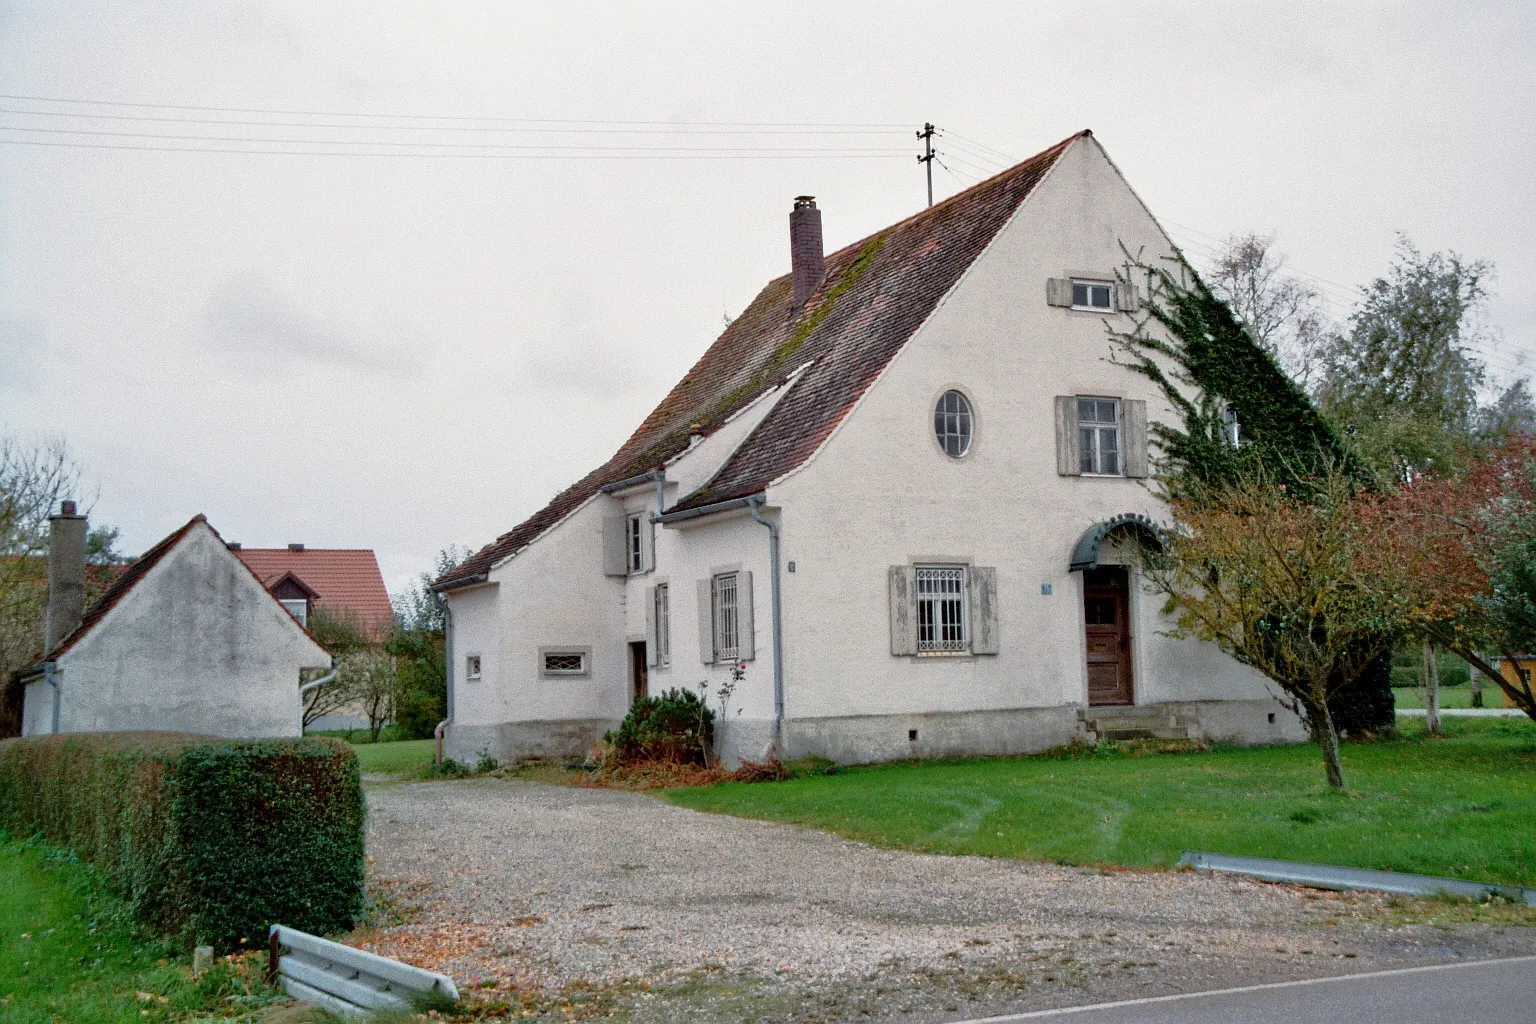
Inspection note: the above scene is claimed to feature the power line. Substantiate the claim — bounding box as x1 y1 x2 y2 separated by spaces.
0 138 912 159
0 106 911 136
0 124 910 153
0 92 910 128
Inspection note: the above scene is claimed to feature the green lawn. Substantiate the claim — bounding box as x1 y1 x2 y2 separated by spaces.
663 718 1536 886
1391 686 1506 710
351 737 436 778
0 839 275 1022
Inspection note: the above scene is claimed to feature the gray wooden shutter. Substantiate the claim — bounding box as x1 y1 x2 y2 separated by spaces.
644 586 659 666
737 570 755 661
1115 280 1139 312
602 508 627 576
970 566 999 655
1124 399 1149 479
641 515 656 572
697 579 715 664
888 566 917 656
1046 278 1074 307
1055 396 1081 476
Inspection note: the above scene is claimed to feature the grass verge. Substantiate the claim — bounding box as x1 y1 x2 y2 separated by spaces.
662 717 1536 886
0 836 279 1023
351 738 436 779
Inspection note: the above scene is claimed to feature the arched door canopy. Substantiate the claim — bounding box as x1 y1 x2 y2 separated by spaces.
1069 513 1163 572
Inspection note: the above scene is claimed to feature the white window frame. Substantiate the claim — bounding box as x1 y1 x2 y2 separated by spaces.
626 512 645 574
464 654 482 681
539 647 591 677
933 388 974 458
1077 397 1123 476
915 564 969 654
1221 404 1242 447
655 583 671 667
712 572 740 663
279 598 309 626
1071 279 1115 311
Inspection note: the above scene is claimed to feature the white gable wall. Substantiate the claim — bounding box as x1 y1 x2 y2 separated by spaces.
443 381 792 764
769 136 1300 760
28 521 329 738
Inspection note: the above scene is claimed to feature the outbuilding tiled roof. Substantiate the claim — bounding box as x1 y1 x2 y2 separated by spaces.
436 132 1081 590
234 548 394 632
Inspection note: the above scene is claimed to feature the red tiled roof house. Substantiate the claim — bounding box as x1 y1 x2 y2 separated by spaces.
232 545 394 638
433 132 1308 766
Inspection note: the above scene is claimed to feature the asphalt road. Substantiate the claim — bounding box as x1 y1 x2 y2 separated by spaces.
950 955 1536 1024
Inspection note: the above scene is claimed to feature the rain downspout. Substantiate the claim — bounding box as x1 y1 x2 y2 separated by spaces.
298 663 339 734
45 662 59 734
436 599 454 765
747 497 785 755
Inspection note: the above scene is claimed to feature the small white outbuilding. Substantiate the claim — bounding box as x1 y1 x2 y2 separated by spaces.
19 509 331 738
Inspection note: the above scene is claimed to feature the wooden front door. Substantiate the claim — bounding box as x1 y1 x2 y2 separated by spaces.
1084 566 1133 706
629 641 648 703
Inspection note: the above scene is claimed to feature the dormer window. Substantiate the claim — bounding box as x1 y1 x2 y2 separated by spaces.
280 598 309 627
1072 280 1114 311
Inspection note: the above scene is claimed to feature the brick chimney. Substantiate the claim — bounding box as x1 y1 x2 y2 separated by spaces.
44 500 87 654
790 195 825 307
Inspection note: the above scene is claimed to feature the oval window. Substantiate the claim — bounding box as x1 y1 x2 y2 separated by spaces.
934 389 973 457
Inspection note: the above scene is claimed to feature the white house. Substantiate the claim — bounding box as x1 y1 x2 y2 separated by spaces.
434 131 1308 766
19 509 331 738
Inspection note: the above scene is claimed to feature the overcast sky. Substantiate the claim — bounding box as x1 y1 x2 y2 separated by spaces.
2 1 1533 597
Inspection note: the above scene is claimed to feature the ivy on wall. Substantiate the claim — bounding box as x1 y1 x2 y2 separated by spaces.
1109 252 1393 734
1108 254 1367 499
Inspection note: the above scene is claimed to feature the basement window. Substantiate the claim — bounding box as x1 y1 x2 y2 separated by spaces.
1072 280 1114 311
540 648 590 677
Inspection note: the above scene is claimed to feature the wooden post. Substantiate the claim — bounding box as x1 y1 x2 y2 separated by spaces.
267 929 280 987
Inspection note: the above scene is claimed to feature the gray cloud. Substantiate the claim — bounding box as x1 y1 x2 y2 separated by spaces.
202 275 427 379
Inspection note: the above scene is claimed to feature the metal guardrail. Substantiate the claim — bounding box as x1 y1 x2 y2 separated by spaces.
1179 851 1536 907
268 924 460 1018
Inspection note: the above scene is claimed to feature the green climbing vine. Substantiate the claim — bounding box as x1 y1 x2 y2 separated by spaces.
1107 251 1367 499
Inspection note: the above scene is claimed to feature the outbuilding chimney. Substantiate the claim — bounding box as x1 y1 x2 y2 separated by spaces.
790 195 825 307
44 500 87 655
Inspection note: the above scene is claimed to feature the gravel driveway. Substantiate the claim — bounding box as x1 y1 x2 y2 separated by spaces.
359 778 1535 1022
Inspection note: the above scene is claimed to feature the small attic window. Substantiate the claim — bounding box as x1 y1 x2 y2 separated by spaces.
1072 280 1114 311
280 598 309 627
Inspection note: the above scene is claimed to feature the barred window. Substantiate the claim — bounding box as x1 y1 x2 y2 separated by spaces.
916 565 968 653
1078 398 1121 475
465 654 481 680
934 389 974 457
655 583 671 667
712 573 739 662
543 651 586 675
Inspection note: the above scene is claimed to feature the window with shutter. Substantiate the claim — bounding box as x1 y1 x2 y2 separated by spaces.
888 566 917 655
655 583 670 666
970 566 999 655
1055 396 1082 476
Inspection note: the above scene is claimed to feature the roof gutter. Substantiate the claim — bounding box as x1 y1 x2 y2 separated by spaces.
747 497 785 757
431 572 488 595
598 469 664 494
655 493 765 526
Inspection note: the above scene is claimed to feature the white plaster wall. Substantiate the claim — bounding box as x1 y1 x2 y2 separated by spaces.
43 522 329 738
646 510 776 760
773 135 1282 723
449 498 627 730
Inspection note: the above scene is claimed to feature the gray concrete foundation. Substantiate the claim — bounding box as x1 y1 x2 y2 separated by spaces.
445 718 619 765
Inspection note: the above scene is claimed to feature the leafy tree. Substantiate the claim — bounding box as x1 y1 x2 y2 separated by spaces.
1208 232 1334 391
1370 437 1536 723
1317 237 1492 482
334 648 398 743
383 547 465 739
299 605 370 731
0 437 122 736
1145 467 1408 788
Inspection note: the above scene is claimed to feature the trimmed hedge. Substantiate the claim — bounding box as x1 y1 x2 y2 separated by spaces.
0 732 364 950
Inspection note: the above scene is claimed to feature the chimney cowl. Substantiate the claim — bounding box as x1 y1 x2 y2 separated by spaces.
227 541 242 551
57 500 78 517
288 543 305 552
789 195 825 307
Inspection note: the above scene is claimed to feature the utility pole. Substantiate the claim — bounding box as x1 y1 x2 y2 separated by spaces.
916 122 936 207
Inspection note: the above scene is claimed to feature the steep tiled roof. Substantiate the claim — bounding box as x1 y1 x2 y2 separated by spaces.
234 548 394 632
436 132 1081 590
